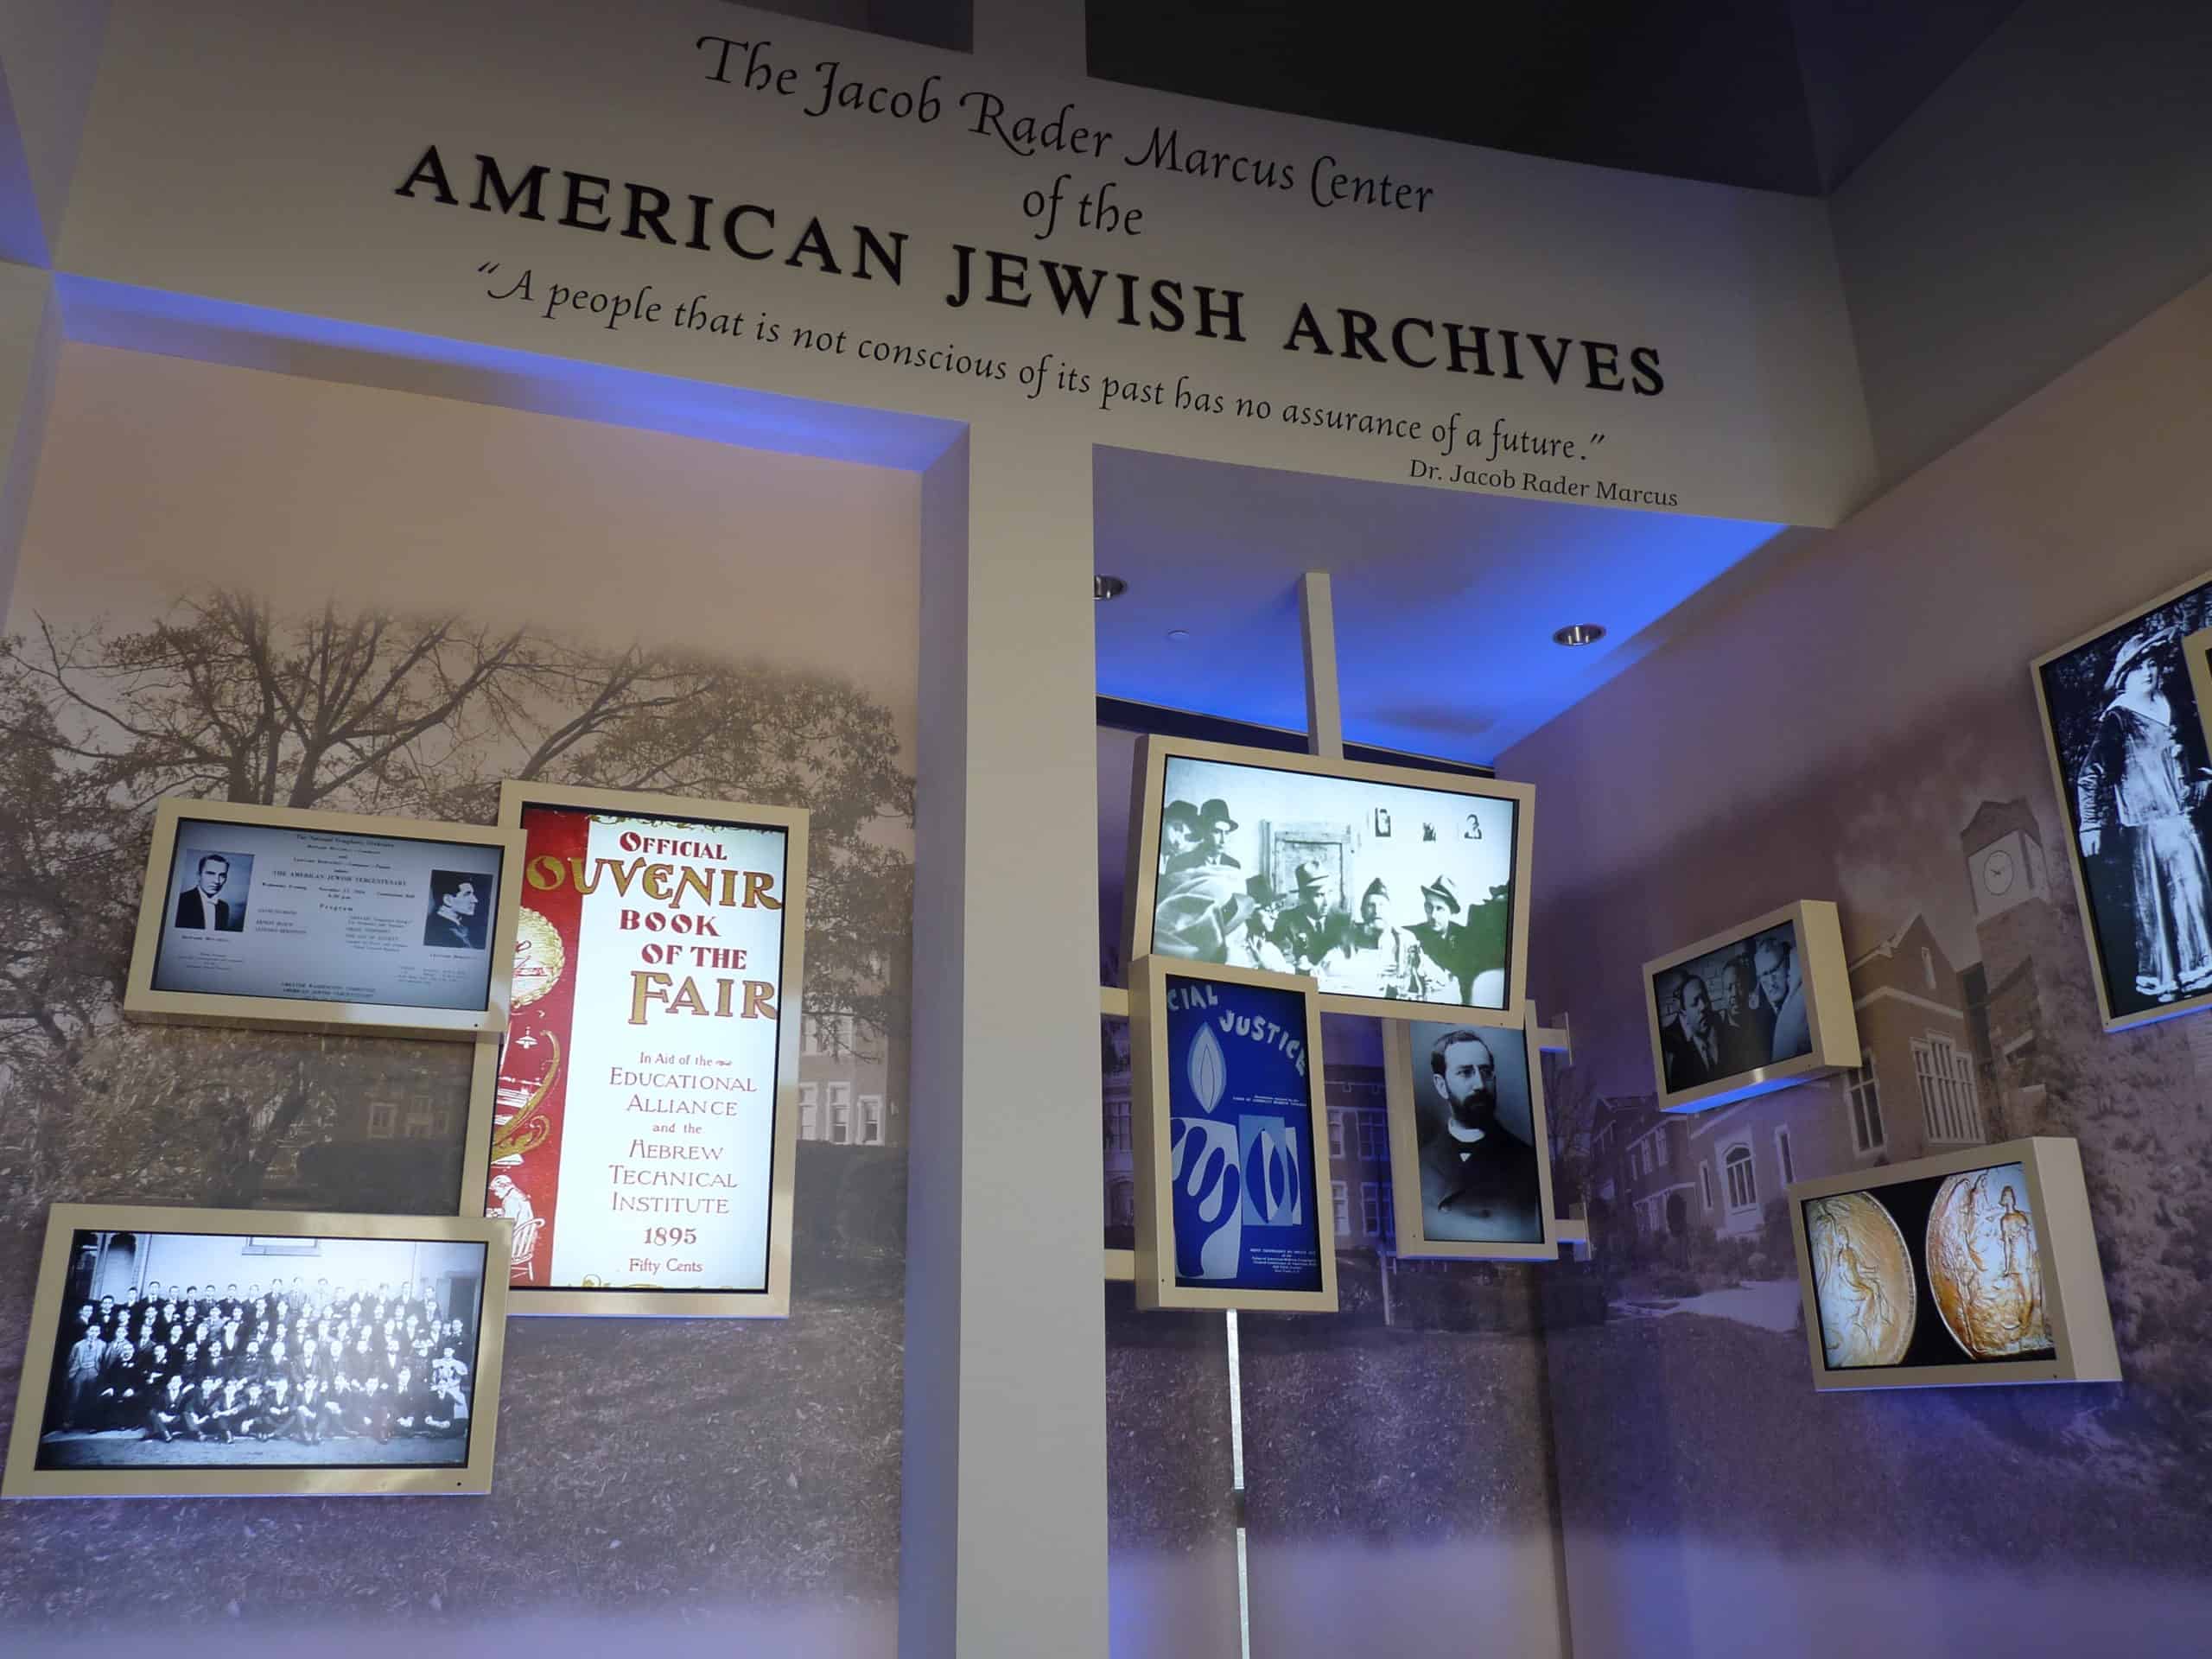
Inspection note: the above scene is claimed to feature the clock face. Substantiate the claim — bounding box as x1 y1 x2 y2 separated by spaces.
1982 849 2016 895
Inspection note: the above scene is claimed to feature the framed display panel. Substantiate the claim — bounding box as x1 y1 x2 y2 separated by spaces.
2032 572 2212 1033
1384 1006 1558 1261
124 798 524 1040
485 780 809 1319
1129 956 1338 1313
3 1204 511 1498
1786 1137 2120 1390
1643 899 1859 1113
1124 734 1534 1023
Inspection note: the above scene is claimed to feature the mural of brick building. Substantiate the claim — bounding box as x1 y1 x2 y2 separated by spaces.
797 1009 900 1147
1600 905 1999 1259
1324 1065 1395 1249
1608 1097 1696 1247
1103 1014 1135 1248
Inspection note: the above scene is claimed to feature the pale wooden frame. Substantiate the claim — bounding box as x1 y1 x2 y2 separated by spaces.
455 1036 503 1221
1786 1136 2120 1390
489 780 809 1319
3 1203 512 1498
1128 955 1338 1313
1642 899 1859 1114
1123 733 1535 1022
1384 1005 1559 1261
2031 573 2212 1033
1103 992 1581 1278
124 797 524 1040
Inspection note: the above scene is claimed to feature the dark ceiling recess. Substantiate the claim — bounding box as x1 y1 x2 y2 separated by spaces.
1086 0 2023 197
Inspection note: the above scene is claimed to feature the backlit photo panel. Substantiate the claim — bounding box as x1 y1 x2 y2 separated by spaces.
486 781 809 1319
124 798 524 1040
4 1205 512 1497
1128 735 1533 1026
2034 573 2212 1032
1788 1138 2119 1390
1386 1010 1558 1261
1643 900 1859 1113
1129 957 1338 1313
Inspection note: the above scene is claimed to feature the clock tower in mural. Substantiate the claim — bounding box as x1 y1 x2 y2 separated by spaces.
1961 798 2066 1135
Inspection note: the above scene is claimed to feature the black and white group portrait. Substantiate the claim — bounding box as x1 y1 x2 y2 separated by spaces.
170 848 251 931
1407 1020 1544 1244
1147 755 1520 1010
423 868 491 950
2036 581 2212 1024
35 1229 486 1471
1652 920 1811 1094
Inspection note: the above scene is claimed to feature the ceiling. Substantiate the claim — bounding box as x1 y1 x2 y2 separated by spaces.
1087 0 2024 196
1091 448 1784 767
753 1 2024 196
745 1 2018 758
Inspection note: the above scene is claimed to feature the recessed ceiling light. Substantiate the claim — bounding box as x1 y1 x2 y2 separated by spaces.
1095 575 1128 601
1552 623 1606 646
1166 628 1190 643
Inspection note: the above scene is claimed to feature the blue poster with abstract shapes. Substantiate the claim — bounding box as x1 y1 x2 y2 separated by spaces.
1164 973 1324 1294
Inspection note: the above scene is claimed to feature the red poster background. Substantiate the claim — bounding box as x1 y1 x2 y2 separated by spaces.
488 805 589 1284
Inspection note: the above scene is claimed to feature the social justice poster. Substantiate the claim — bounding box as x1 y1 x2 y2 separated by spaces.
1164 973 1324 1294
487 802 790 1294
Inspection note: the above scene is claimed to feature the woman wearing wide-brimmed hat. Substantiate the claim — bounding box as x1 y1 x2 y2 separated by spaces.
2077 625 2212 1001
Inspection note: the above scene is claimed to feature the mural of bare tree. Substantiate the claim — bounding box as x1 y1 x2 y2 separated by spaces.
0 590 913 1222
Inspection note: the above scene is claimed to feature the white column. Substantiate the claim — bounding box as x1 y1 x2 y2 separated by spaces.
902 426 1107 1658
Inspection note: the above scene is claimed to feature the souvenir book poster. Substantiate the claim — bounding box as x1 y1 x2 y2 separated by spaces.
1165 972 1323 1294
152 817 503 1013
2035 575 2212 1026
489 804 790 1295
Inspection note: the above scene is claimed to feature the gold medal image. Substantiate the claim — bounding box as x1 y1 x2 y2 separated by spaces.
510 906 567 1008
1928 1164 2051 1359
1806 1190 1915 1368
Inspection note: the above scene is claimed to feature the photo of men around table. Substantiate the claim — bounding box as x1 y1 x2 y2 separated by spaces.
1408 1020 1545 1244
36 1229 486 1471
1149 756 1519 1008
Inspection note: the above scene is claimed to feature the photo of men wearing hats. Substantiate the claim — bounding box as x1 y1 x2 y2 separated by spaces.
1166 798 1242 874
1158 799 1200 876
1268 861 1338 969
1151 755 1518 1008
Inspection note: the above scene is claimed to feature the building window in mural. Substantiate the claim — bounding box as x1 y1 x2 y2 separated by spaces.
1724 1144 1758 1212
1847 1059 1886 1154
1911 1035 1982 1145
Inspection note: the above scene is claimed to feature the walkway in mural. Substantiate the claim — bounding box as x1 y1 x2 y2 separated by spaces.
1609 1276 1802 1334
